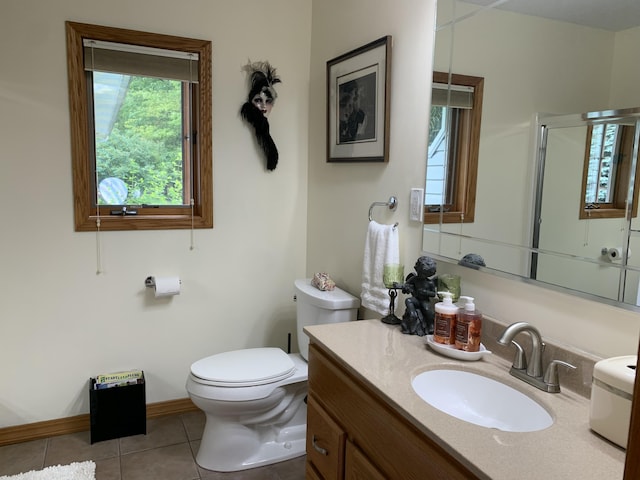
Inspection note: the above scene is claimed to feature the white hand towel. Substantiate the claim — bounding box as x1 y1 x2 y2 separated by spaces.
361 221 399 315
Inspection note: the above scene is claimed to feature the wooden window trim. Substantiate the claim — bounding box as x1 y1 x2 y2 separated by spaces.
579 124 639 220
65 21 213 231
424 72 483 225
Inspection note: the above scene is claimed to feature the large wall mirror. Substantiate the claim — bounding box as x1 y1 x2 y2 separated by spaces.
423 0 640 309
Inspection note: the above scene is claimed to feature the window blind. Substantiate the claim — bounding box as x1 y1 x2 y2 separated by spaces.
83 39 199 83
431 82 474 109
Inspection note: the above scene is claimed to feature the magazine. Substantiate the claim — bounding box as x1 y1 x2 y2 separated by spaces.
94 369 143 389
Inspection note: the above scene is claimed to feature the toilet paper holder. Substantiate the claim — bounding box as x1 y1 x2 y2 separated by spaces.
601 247 631 261
144 276 182 288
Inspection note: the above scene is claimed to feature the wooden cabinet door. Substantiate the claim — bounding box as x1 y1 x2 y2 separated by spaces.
306 461 324 480
306 396 346 480
345 440 386 480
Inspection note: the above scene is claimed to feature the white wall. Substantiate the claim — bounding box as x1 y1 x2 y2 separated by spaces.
305 1 640 360
2 0 640 430
610 26 640 107
0 0 311 427
306 0 435 300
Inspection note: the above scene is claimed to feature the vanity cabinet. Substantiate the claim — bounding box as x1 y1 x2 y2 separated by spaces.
306 343 478 480
345 441 386 479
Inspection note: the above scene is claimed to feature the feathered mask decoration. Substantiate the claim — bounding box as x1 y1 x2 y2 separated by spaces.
240 61 282 171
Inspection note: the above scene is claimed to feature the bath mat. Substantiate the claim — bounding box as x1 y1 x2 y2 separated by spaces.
0 461 95 480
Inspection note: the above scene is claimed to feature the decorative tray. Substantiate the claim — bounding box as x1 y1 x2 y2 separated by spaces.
424 335 491 361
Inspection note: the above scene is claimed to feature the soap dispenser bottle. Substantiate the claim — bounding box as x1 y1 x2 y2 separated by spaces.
434 291 458 344
455 296 482 352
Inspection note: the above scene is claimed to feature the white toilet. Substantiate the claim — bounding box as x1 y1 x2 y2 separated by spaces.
185 278 359 472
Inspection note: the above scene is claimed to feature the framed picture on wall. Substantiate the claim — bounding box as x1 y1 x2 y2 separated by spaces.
326 35 392 163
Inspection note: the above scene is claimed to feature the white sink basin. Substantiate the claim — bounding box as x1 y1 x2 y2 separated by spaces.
411 369 553 432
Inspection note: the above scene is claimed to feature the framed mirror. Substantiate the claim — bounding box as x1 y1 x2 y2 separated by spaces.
422 0 640 309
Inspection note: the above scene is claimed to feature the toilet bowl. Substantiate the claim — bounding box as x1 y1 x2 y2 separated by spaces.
186 279 359 472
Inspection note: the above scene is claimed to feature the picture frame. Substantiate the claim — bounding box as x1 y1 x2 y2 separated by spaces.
327 35 392 163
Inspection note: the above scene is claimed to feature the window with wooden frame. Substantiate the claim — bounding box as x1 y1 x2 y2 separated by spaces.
579 123 639 220
425 72 483 224
65 21 212 231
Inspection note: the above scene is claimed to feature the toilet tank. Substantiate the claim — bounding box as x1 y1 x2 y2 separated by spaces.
294 278 360 361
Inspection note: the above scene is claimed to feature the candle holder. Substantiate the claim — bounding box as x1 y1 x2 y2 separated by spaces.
437 273 461 303
381 264 404 325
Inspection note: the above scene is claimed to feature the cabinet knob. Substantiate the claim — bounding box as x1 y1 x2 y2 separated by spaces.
312 435 328 455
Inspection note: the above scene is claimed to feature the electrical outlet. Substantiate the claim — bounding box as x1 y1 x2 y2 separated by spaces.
410 188 424 222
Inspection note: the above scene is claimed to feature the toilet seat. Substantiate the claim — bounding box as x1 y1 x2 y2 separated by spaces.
190 347 295 387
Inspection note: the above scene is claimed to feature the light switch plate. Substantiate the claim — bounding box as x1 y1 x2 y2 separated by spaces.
410 188 424 222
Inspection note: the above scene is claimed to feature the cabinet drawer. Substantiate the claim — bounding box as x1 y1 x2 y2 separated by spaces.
307 395 346 480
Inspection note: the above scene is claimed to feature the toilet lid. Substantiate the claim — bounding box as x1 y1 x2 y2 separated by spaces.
190 347 296 386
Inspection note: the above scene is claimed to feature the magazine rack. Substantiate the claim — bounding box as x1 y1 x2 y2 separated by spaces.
89 372 146 443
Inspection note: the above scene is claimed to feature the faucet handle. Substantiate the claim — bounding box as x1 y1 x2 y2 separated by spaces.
543 360 576 391
510 340 527 370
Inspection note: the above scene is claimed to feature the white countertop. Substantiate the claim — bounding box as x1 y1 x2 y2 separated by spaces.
304 320 626 480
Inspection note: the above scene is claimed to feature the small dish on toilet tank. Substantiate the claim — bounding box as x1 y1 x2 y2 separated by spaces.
589 355 636 448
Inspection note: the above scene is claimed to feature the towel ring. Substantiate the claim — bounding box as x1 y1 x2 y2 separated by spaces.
368 196 398 222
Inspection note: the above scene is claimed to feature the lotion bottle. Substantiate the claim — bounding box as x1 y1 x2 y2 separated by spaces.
455 296 482 352
434 291 458 344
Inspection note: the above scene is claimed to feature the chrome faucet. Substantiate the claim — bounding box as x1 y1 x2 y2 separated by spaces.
497 322 575 393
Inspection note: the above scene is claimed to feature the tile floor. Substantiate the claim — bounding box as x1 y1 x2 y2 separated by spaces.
0 411 305 480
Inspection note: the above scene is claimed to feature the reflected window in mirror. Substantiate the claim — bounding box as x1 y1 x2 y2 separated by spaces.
425 72 483 224
579 123 639 220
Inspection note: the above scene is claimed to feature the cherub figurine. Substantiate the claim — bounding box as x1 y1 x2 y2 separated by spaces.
400 256 437 336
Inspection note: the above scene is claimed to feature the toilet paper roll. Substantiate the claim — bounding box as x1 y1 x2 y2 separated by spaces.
608 247 630 261
151 276 181 298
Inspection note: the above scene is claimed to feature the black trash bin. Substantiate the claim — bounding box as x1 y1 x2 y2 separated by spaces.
89 371 146 444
